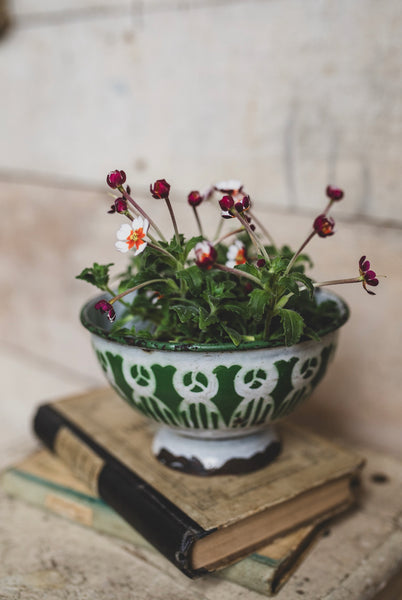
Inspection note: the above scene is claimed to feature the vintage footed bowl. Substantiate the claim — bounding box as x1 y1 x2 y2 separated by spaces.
81 288 349 476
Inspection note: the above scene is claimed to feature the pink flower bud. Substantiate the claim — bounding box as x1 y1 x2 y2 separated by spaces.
188 191 203 207
194 241 217 270
313 214 335 238
150 179 171 199
106 170 126 189
95 299 116 322
326 185 344 201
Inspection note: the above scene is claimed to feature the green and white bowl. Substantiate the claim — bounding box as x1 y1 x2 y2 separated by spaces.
81 289 349 475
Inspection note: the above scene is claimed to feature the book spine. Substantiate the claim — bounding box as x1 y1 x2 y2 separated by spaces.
33 403 208 578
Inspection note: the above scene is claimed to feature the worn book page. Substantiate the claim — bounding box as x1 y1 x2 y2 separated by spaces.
54 387 363 531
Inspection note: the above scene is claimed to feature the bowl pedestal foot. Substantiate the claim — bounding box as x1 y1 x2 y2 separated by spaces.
152 426 281 476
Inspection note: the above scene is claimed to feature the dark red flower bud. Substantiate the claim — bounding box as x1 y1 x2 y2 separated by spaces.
256 259 266 268
244 282 253 293
150 179 170 199
194 241 217 270
95 299 116 323
106 170 126 189
108 197 128 214
219 195 234 211
235 201 244 213
313 214 335 238
326 185 344 201
188 190 203 207
242 195 251 210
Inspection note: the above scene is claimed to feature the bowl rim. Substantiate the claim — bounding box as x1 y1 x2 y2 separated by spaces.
80 288 350 353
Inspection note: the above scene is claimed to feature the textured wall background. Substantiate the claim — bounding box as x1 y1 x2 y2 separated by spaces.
1 0 401 459
2 0 402 220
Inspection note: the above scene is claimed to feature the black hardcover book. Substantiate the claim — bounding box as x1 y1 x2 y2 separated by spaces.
33 388 362 578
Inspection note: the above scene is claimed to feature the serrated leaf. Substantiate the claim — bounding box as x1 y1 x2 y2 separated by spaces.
198 307 217 330
278 275 300 296
235 262 260 279
221 303 245 315
288 272 315 298
170 304 199 323
247 289 271 321
176 265 204 294
278 308 304 346
76 263 114 291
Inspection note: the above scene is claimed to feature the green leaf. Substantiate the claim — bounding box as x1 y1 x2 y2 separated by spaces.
170 304 199 323
221 303 245 315
247 289 271 321
76 263 114 291
289 272 315 298
176 266 204 294
198 307 217 330
303 326 321 341
278 308 304 346
270 256 288 274
235 262 260 279
221 324 242 346
275 292 293 310
278 275 300 296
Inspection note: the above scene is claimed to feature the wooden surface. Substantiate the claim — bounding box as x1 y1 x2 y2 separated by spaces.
1 442 402 599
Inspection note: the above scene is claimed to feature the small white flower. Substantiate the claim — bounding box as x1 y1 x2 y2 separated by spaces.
214 180 243 194
115 216 149 255
226 240 247 268
194 240 217 269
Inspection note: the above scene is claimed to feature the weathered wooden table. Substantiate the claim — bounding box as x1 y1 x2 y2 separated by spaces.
1 437 402 600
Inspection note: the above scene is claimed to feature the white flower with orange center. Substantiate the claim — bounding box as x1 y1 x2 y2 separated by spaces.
226 240 247 268
214 180 243 195
115 216 149 254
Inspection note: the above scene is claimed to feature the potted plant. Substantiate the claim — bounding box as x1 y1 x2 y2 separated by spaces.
78 172 379 475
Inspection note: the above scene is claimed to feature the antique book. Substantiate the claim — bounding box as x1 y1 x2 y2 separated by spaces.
1 449 327 595
33 387 364 578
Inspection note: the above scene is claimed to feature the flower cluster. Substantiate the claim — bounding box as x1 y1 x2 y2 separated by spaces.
77 172 380 346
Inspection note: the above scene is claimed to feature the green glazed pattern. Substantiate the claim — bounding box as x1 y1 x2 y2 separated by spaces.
81 288 348 434
93 341 336 430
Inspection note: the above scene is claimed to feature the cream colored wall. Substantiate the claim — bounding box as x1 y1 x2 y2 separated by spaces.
1 1 401 460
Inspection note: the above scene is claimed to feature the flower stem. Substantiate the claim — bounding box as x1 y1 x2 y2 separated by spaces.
323 199 333 215
248 210 277 250
213 217 225 241
147 242 179 263
119 187 166 241
214 263 263 286
164 197 180 245
214 226 245 246
263 311 273 340
109 278 167 305
314 277 361 287
285 230 316 275
234 210 271 264
105 285 130 308
192 205 204 237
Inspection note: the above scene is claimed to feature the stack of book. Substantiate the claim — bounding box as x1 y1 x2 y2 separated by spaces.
2 388 364 595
